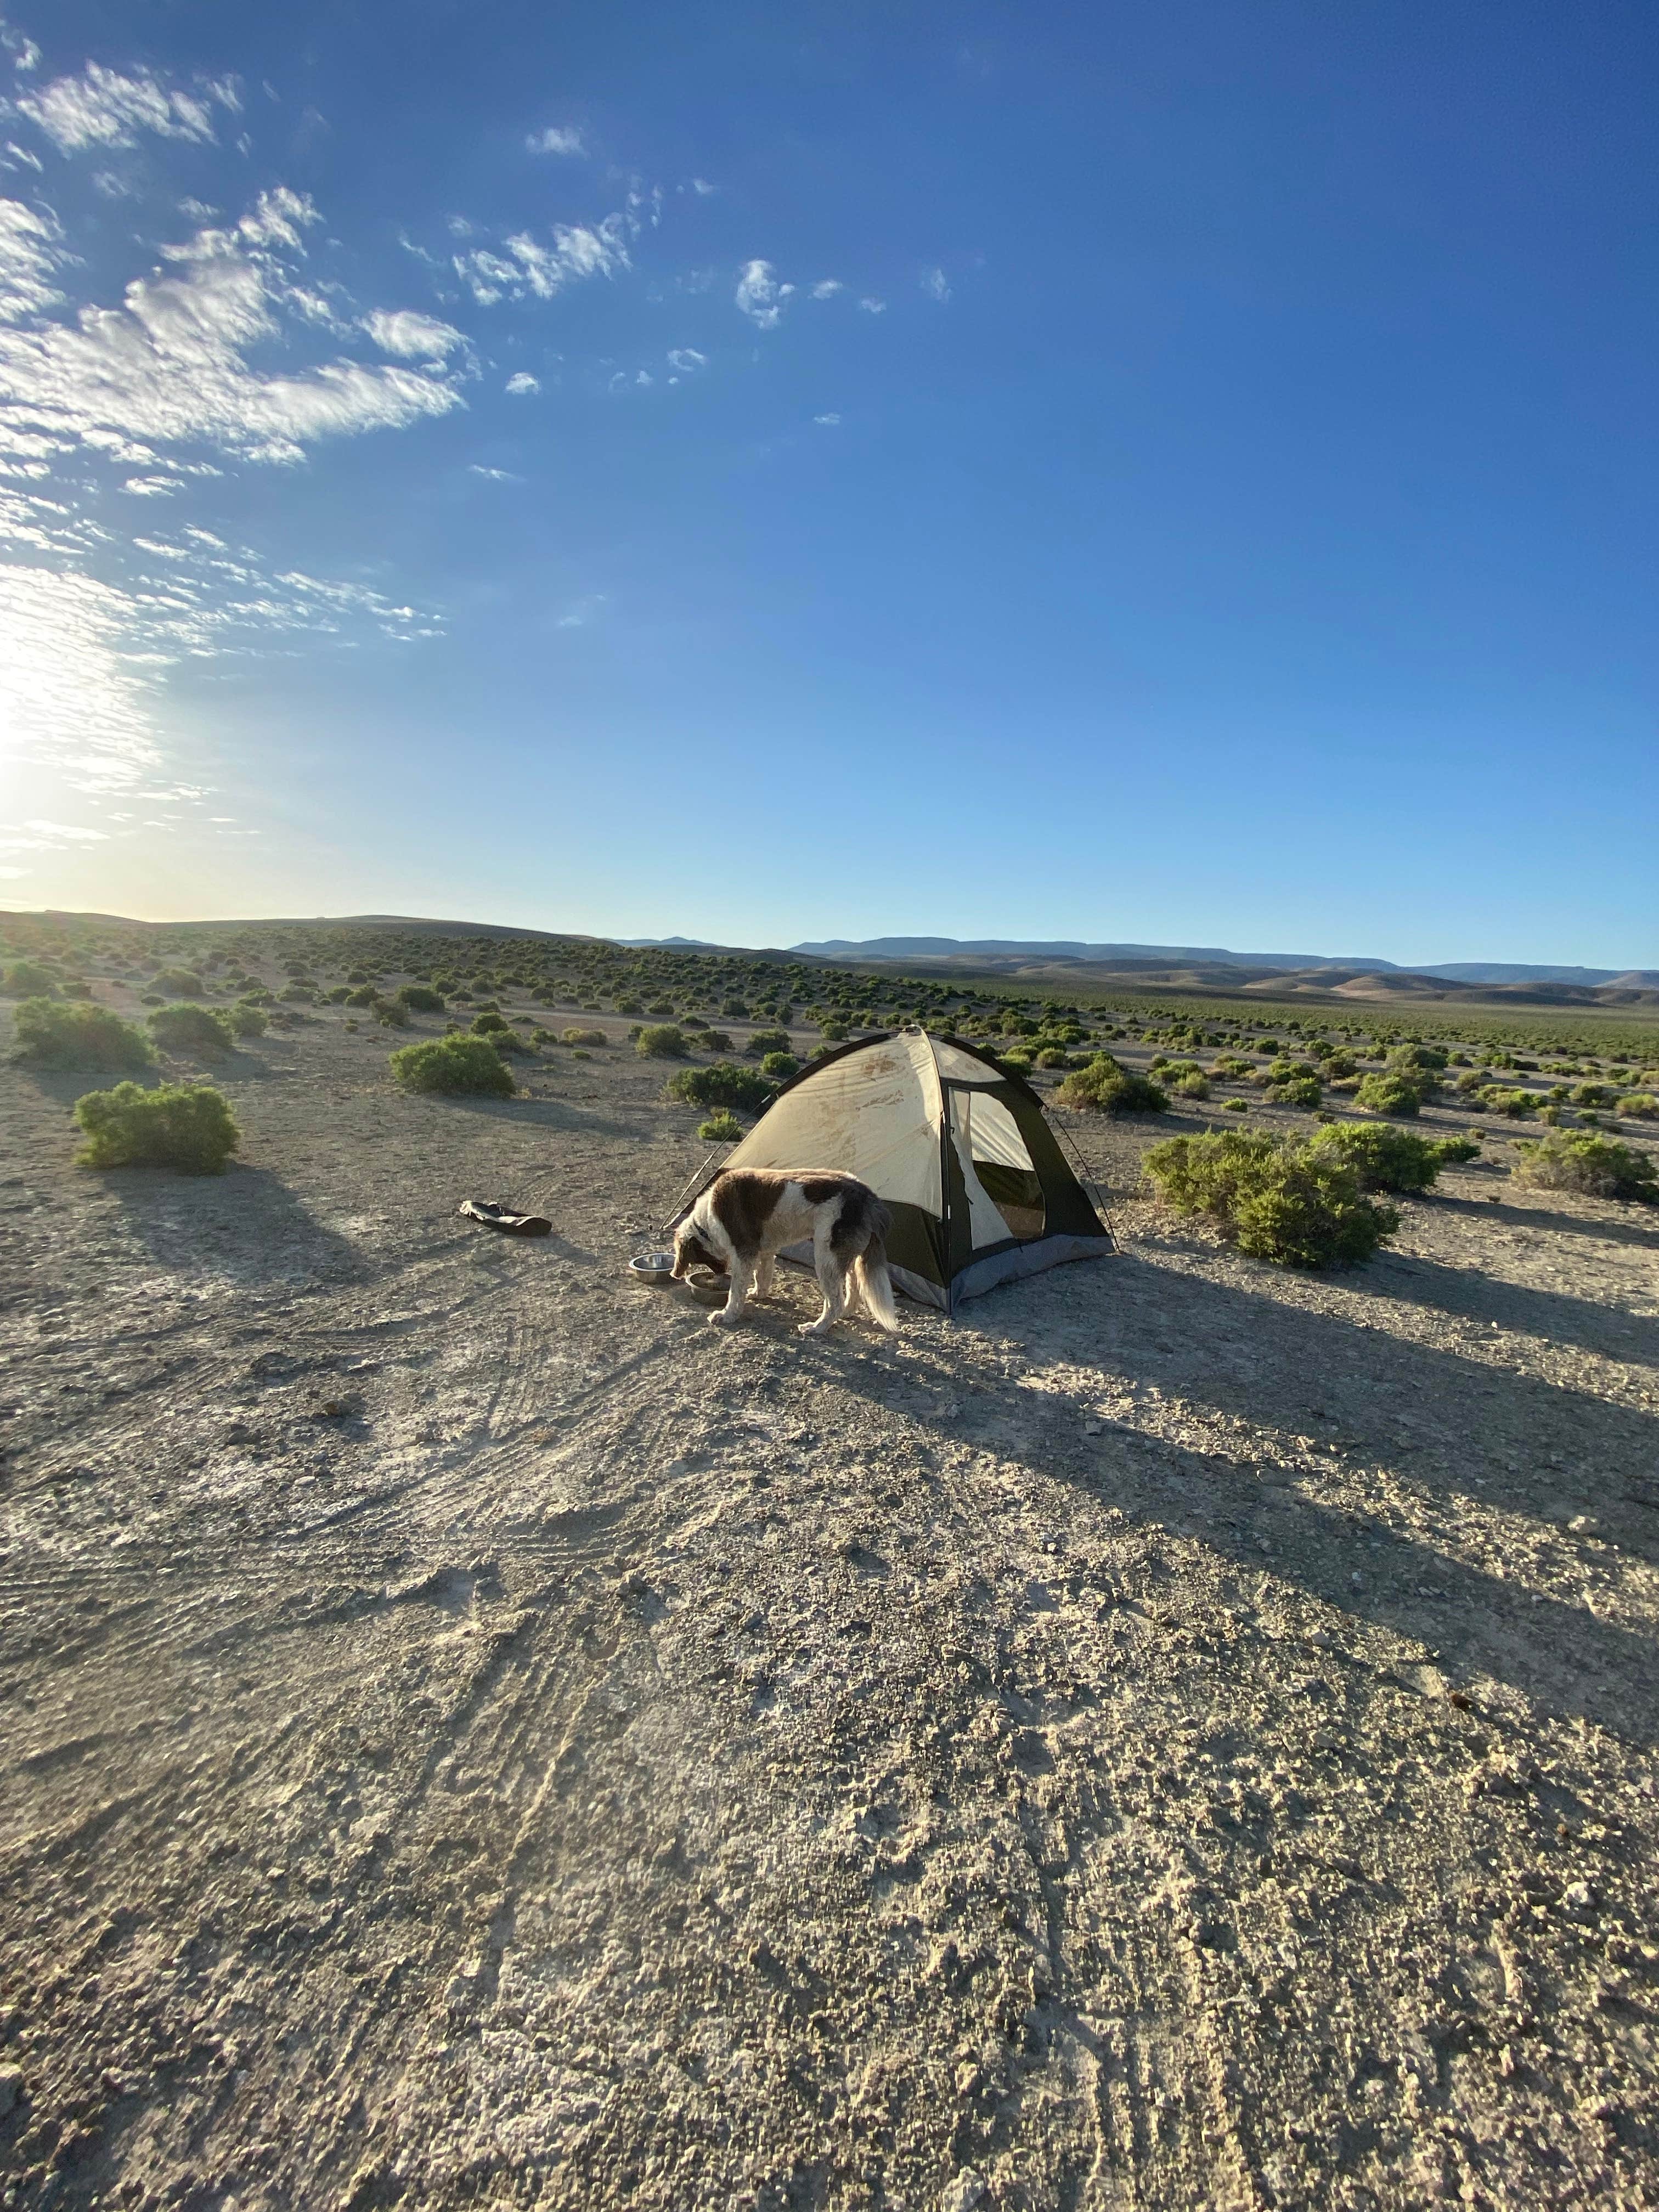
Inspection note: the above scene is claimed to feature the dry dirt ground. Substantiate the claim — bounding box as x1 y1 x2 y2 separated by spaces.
2 1005 1657 2212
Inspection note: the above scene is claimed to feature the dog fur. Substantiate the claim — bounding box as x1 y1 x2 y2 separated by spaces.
672 1169 899 1335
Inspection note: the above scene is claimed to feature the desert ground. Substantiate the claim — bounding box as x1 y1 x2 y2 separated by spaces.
2 984 1657 2211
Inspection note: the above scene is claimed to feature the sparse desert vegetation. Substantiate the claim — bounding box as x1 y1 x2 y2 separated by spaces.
1 911 1656 2212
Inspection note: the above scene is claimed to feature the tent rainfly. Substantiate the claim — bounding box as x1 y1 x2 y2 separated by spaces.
680 1030 1113 1311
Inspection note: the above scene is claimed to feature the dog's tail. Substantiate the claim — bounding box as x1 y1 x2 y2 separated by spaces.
854 1210 899 1333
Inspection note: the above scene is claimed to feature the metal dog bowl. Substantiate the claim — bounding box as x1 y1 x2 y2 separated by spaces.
629 1251 675 1279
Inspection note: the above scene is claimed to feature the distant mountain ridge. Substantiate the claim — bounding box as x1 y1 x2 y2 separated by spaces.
791 938 1651 986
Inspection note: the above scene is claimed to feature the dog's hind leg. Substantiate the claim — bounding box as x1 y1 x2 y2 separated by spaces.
754 1253 778 1301
800 1217 849 1335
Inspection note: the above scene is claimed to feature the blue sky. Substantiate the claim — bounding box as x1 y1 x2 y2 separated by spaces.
2 2 1655 966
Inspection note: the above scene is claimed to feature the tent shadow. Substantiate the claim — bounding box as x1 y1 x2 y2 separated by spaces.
99 1160 366 1290
816 1251 1659 1743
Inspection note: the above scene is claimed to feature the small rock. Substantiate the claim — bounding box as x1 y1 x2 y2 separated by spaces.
1563 1880 1595 1916
0 2064 21 2115
942 2172 986 2212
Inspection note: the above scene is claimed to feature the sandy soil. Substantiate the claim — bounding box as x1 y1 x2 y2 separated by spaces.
2 1001 1657 2212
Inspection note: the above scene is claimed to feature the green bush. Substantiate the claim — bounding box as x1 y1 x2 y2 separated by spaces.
345 984 380 1008
74 1081 240 1175
396 984 446 1013
389 1036 515 1096
615 996 644 1015
1617 1093 1659 1120
2 958 57 997
148 1003 236 1058
1355 1071 1421 1118
1056 1056 1169 1115
637 1024 690 1059
1173 1071 1211 1098
747 1028 792 1058
13 997 157 1071
226 1002 267 1039
155 966 204 997
278 981 317 1004
1480 1087 1539 1119
1144 1130 1398 1269
1307 1122 1479 1194
819 1018 849 1042
1511 1132 1657 1204
376 1000 411 1028
1034 1047 1074 1071
1266 1075 1322 1108
1570 1082 1618 1108
1222 1097 1249 1113
760 1051 800 1079
59 979 91 1000
562 1027 607 1047
697 1111 745 1143
702 1029 733 1053
664 1061 775 1113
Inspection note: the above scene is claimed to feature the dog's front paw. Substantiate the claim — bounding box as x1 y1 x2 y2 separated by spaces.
708 1308 736 1328
798 1320 828 1336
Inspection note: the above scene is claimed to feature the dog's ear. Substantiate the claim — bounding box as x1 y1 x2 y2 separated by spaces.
670 1227 695 1279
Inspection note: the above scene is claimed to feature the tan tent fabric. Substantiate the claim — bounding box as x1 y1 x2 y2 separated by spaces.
719 1034 944 1215
690 1029 1113 1312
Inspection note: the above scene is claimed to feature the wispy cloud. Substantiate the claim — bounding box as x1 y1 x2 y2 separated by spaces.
667 347 706 373
0 188 462 465
18 61 240 153
921 265 951 303
735 258 793 330
362 307 465 359
858 296 886 315
0 197 60 320
504 370 539 394
453 219 628 306
469 463 520 481
526 126 584 157
810 279 843 300
813 412 840 426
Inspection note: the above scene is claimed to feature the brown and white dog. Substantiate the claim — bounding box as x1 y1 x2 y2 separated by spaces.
672 1169 899 1335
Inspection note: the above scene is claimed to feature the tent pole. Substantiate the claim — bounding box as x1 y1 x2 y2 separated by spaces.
1053 1113 1120 1250
659 1147 730 1238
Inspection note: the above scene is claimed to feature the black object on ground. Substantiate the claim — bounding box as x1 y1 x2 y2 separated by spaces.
458 1199 552 1236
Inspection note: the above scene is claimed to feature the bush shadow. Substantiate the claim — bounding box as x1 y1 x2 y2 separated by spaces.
1359 1247 1659 1368
818 1252 1659 1742
1432 1191 1659 1254
100 1160 366 1289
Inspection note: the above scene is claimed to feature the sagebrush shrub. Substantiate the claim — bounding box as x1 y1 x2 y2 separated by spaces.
697 1111 745 1142
13 997 156 1071
471 1010 510 1034
1355 1071 1421 1117
376 1000 412 1028
1617 1093 1658 1119
149 1003 236 1058
1056 1056 1169 1115
1308 1122 1477 1194
637 1024 690 1059
1174 1071 1211 1098
1511 1132 1657 1204
396 984 445 1013
1480 1087 1538 1119
155 966 204 997
74 1081 240 1174
702 1029 733 1053
747 1028 792 1058
2 959 56 997
760 1051 799 1079
1266 1075 1321 1108
562 1027 607 1047
664 1061 774 1112
227 1003 267 1039
389 1036 515 1096
1145 1130 1398 1268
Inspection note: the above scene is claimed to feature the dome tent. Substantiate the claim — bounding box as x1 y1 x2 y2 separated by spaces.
675 1030 1113 1312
